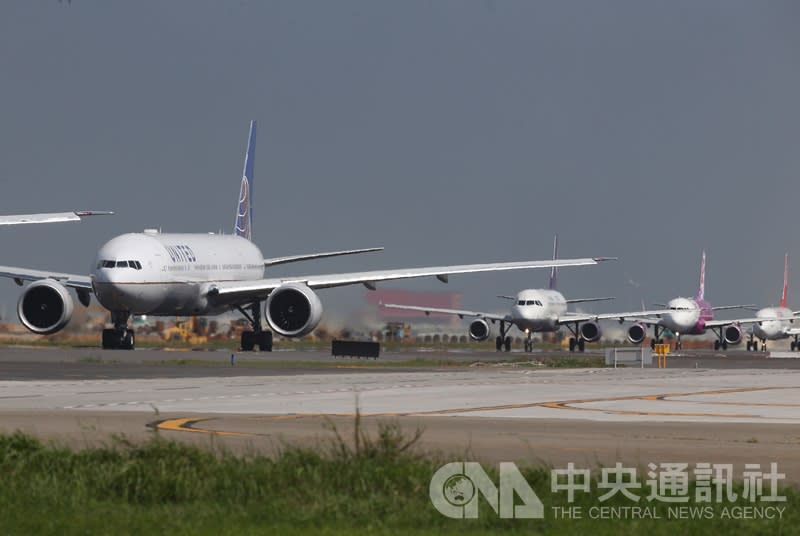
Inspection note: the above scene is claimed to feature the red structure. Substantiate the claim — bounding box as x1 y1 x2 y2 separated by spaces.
365 289 462 328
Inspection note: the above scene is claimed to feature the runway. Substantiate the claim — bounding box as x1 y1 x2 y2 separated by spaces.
1 346 799 479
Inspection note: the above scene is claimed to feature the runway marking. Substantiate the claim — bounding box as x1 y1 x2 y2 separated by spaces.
150 417 249 437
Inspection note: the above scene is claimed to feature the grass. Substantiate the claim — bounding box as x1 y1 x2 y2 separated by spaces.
0 417 797 535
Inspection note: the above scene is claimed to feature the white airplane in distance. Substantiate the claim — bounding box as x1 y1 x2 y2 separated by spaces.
744 254 800 352
623 251 756 350
0 211 113 226
0 120 614 350
382 236 665 352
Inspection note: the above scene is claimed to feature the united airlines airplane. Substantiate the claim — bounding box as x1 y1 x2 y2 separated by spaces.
382 236 661 352
624 251 756 350
0 211 113 226
0 121 612 350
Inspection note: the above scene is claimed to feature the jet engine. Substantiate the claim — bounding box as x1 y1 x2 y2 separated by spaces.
579 321 602 343
265 283 323 337
468 319 491 341
723 324 743 345
17 279 74 335
627 323 648 344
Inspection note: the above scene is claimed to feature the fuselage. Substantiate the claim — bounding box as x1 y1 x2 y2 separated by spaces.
752 306 795 341
91 231 264 316
659 297 713 335
510 289 567 333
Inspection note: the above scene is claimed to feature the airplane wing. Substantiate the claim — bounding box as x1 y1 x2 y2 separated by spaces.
558 309 674 325
263 247 383 267
379 303 508 323
208 257 615 301
710 304 757 311
565 296 615 304
703 315 800 329
0 211 113 226
0 266 92 290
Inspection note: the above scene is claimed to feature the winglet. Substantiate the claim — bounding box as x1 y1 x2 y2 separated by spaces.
780 253 789 308
234 120 256 241
548 234 558 290
696 250 706 301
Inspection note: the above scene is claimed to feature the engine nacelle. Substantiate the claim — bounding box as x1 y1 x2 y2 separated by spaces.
627 323 648 345
724 324 743 345
579 321 602 343
265 283 323 337
468 319 491 341
17 279 74 335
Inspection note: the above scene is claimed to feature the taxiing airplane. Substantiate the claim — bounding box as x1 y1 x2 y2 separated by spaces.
744 254 800 352
0 121 613 350
382 236 663 352
0 211 113 226
624 251 755 350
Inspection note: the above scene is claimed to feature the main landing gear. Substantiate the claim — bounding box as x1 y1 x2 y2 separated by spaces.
237 301 273 352
495 320 512 352
649 325 665 350
792 335 800 352
746 334 767 352
102 311 135 350
563 323 586 353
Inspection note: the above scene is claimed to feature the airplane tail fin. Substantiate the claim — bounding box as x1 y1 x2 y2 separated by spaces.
548 234 558 290
234 120 256 241
696 250 706 301
780 253 789 308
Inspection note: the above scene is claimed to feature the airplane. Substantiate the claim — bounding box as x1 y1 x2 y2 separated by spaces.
381 236 665 352
744 254 800 352
0 120 614 351
0 211 113 226
623 251 755 350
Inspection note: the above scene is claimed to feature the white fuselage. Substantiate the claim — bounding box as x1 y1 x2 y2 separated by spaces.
510 289 567 333
752 307 795 341
90 232 264 316
658 297 711 335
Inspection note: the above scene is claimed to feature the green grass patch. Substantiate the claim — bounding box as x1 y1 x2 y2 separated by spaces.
0 421 796 535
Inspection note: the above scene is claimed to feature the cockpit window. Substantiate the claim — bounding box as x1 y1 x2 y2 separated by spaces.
518 300 525 306
98 259 142 269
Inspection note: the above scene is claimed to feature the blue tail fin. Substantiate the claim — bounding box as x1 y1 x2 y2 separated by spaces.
548 235 558 290
234 120 256 240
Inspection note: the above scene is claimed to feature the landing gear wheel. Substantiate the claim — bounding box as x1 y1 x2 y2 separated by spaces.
650 339 656 350
241 331 255 352
503 337 511 352
721 341 727 351
495 336 503 352
122 329 134 350
746 341 752 351
714 340 720 351
569 337 576 352
102 329 117 349
578 339 585 352
792 342 797 351
257 331 273 352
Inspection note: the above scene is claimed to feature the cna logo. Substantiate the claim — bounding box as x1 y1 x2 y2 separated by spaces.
430 462 544 519
235 175 251 239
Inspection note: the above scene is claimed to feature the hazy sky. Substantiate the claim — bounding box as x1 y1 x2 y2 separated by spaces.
1 1 799 323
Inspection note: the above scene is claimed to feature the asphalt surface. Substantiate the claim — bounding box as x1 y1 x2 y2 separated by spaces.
0 345 798 480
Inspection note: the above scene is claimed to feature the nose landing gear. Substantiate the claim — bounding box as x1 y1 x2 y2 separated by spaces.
102 311 134 350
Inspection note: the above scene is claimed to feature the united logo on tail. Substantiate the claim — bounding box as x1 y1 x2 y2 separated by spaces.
234 120 256 241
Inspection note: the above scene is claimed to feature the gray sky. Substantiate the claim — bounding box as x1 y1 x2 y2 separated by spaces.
1 1 799 322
